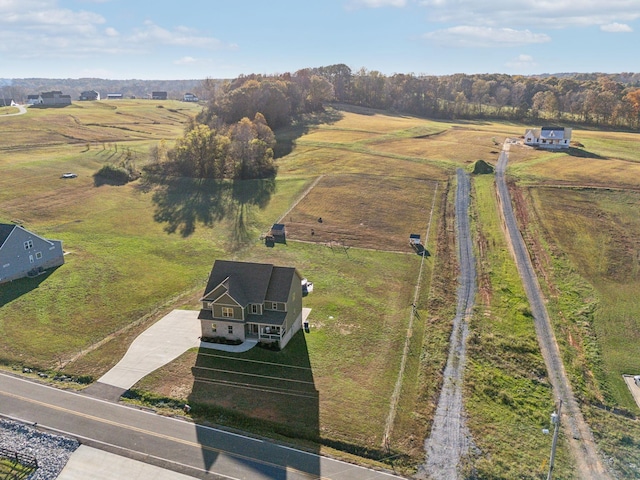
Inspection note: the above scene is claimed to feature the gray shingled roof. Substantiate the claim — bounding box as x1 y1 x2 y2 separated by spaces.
0 224 16 249
202 260 274 306
202 260 299 306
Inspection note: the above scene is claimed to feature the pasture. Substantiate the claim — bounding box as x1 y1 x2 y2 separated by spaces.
3 100 640 476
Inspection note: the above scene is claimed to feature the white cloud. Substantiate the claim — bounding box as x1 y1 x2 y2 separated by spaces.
506 54 537 69
128 22 225 49
423 26 550 47
600 22 633 32
175 56 198 65
0 0 233 62
346 0 407 9
418 0 640 28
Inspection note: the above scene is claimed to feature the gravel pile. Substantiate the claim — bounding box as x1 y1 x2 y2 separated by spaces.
0 419 79 480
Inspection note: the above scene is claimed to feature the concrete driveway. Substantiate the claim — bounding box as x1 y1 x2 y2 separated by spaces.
96 309 202 390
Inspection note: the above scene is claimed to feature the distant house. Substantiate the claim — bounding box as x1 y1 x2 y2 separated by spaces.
151 91 168 100
198 260 304 349
524 126 572 149
27 94 43 105
41 91 72 106
79 90 100 101
106 93 123 100
0 224 64 284
183 93 198 102
0 98 15 107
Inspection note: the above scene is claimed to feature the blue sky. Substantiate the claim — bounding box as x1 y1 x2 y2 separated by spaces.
1 0 639 79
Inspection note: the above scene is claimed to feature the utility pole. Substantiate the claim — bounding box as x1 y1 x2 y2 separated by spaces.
547 399 563 480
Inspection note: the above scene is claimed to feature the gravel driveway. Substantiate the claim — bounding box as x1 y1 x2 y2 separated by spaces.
418 169 476 479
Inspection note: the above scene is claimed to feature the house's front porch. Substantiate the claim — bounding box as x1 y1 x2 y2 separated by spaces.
245 323 283 343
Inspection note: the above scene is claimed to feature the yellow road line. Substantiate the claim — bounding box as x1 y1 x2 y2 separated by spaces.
0 390 326 479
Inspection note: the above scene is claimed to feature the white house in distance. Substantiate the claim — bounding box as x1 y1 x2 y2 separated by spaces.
0 224 64 284
524 126 572 149
183 93 199 102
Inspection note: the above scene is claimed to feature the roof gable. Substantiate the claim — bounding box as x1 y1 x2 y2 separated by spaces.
202 260 300 307
0 224 16 249
265 266 298 302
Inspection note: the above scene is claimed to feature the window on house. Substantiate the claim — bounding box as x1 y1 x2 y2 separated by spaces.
228 325 233 334
35 252 42 260
24 240 33 250
274 302 285 311
211 323 217 333
250 304 261 315
222 307 233 318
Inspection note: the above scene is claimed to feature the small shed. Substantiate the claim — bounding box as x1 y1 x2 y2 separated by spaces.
270 223 286 239
409 233 421 245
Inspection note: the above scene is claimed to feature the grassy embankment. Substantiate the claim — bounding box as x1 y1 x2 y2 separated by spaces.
507 129 640 478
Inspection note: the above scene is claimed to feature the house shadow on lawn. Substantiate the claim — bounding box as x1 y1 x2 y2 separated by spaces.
188 330 320 479
140 175 275 242
567 146 606 159
0 268 57 307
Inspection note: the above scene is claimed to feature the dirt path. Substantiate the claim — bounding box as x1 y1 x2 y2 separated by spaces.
417 169 475 480
496 143 611 480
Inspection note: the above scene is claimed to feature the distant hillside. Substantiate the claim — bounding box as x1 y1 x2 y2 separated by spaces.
0 78 222 102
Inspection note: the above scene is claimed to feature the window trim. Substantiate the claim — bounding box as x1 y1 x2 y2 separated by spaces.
222 307 234 318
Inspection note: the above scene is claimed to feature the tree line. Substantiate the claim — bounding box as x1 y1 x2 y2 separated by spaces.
156 65 640 180
149 72 335 180
195 65 640 131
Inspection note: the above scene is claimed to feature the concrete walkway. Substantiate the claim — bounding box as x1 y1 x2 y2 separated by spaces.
92 307 311 392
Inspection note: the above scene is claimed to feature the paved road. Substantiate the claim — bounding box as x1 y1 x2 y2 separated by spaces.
496 145 610 480
418 169 475 479
0 373 407 480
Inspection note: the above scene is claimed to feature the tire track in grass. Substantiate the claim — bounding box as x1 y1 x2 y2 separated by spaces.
418 169 475 480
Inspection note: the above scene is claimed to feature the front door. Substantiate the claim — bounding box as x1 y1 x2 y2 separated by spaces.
246 324 259 337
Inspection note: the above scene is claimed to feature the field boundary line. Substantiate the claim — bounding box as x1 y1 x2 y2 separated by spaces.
276 175 325 224
381 181 438 451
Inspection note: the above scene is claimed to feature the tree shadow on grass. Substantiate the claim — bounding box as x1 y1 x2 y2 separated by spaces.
0 268 57 307
140 174 276 243
274 108 343 159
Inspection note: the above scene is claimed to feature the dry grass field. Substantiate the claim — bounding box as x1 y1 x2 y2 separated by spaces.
4 99 640 477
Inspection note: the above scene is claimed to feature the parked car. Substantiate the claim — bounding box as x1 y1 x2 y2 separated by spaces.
61 173 78 178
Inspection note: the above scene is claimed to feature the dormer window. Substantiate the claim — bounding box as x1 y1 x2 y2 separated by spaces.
250 304 262 315
222 307 234 318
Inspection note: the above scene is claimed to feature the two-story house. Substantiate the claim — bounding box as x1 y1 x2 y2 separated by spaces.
0 224 64 284
198 260 304 349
